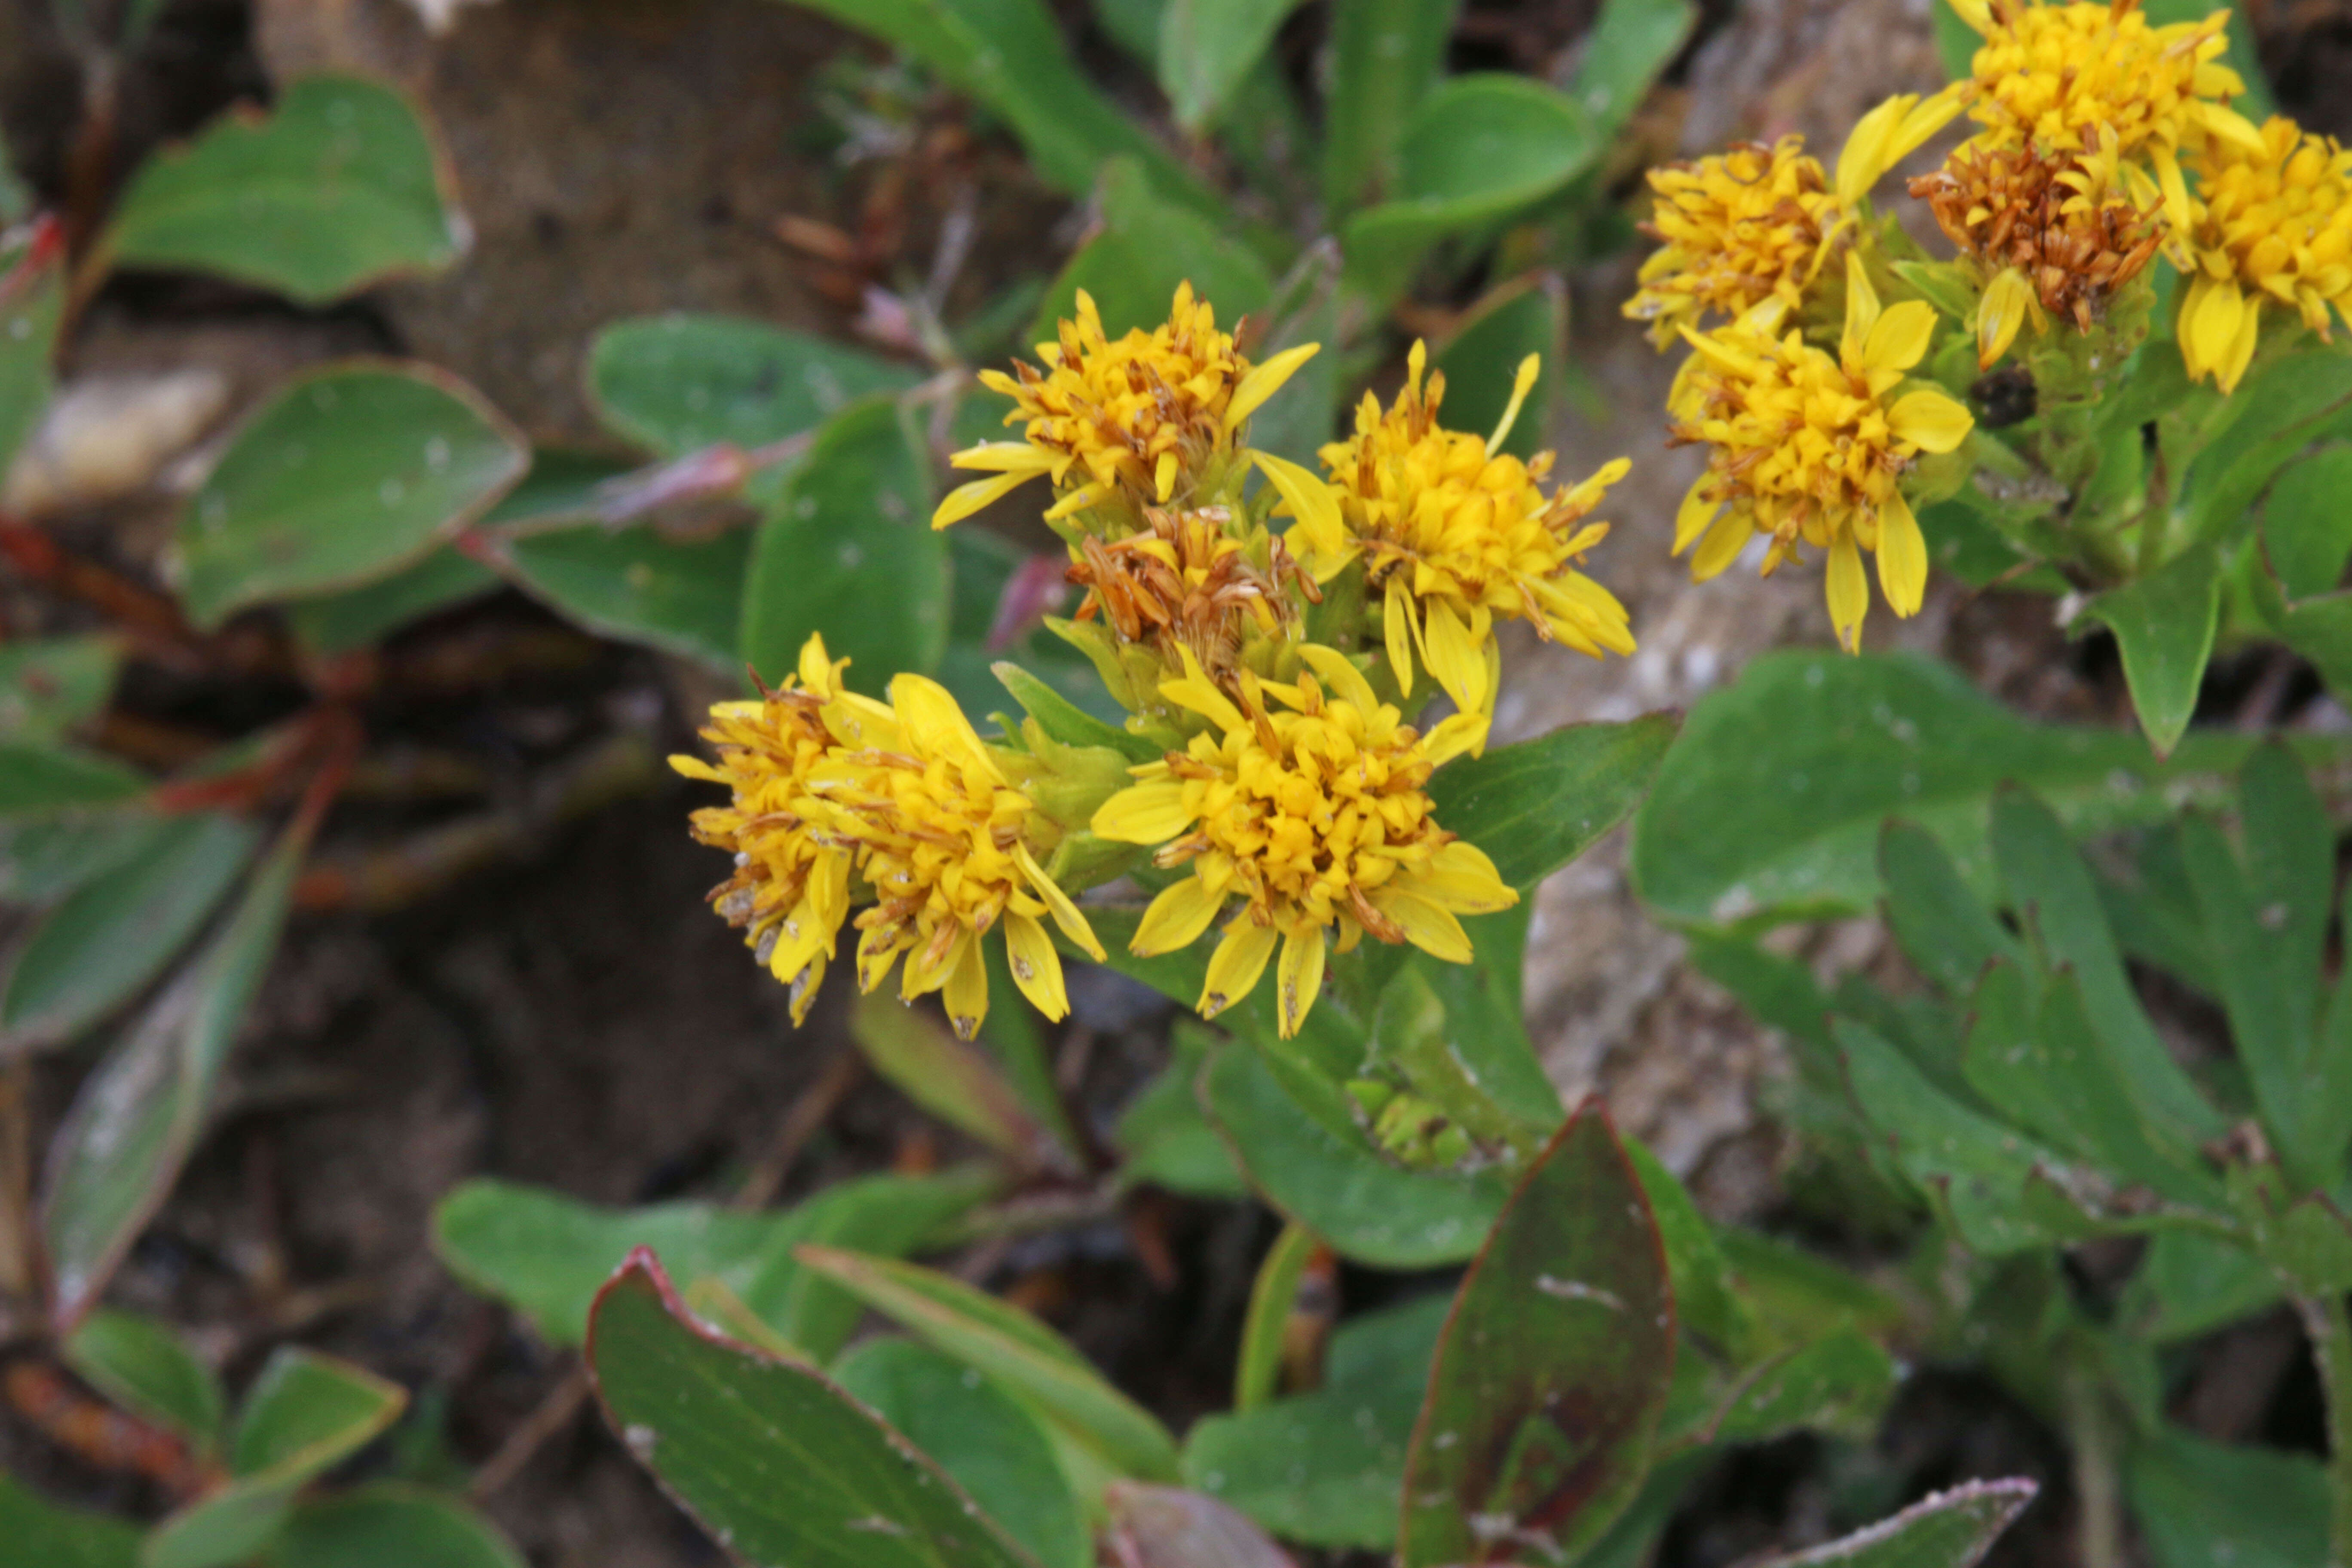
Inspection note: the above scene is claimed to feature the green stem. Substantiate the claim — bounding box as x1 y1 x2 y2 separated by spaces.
2061 1362 2127 1568
2297 1292 2352 1568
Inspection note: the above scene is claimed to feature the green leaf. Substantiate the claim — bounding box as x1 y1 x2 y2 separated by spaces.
1879 819 2022 998
283 548 499 656
1029 159 1274 345
101 75 461 305
2183 347 2352 545
1752 1478 2039 1566
0 743 148 818
175 363 527 626
276 1487 524 1568
1629 650 2295 927
2260 445 2352 600
1988 787 2225 1148
1679 1326 1898 1447
42 822 303 1329
586 314 918 484
1624 1138 1749 1357
743 397 946 692
1432 279 1562 461
589 1252 1040 1568
1156 0 1301 131
783 0 1216 211
0 219 63 475
147 1349 407 1568
1203 1034 1508 1267
2121 1230 2280 1343
498 524 748 670
1424 714 1677 890
996 661 1157 762
833 1338 1090 1568
1112 1024 1250 1200
1 813 260 1053
1340 75 1598 303
1568 0 1696 138
0 814 169 904
0 1474 140 1568
0 636 117 745
1233 1220 1316 1411
849 991 1069 1173
1399 1101 1675 1567
796 1246 1182 1482
2082 542 2220 757
1407 907 1565 1130
2126 1427 2328 1568
64 1308 226 1449
1181 1294 1448 1550
1321 0 1459 210
432 1169 989 1354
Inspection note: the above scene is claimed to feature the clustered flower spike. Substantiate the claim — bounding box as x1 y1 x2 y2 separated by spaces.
1091 646 1516 1038
674 634 1102 1039
1670 257 1975 651
1289 343 1634 727
932 283 1317 532
2177 116 2352 392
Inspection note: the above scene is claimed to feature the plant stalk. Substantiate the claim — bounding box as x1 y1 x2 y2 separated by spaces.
2297 1291 2352 1568
2061 1362 2127 1568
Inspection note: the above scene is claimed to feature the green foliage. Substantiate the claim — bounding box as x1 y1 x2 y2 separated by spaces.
0 1475 141 1568
1755 1479 2040 1567
64 1308 227 1451
101 75 462 303
0 220 64 474
1425 714 1677 890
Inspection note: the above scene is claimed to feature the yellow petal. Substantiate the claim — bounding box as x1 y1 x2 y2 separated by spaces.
1421 598 1487 716
1672 480 1721 555
1826 532 1868 653
1001 912 1070 1022
933 469 1038 530
1014 841 1105 960
2188 279 2247 386
1159 645 1248 732
1199 921 1277 1020
1835 94 1908 209
1134 874 1225 956
1841 250 1883 361
787 951 828 1028
941 931 989 1040
2196 101 2268 154
1383 581 1417 696
1886 389 1974 453
1225 343 1320 433
1974 268 2035 371
1485 354 1541 456
1253 451 1346 559
670 754 726 782
890 674 1003 781
1876 489 1927 618
1690 507 1755 580
2217 292 2262 394
1368 888 1472 964
1947 0 1990 31
797 630 837 693
1411 839 1519 913
949 442 1058 473
1862 300 1937 375
1423 712 1489 767
1888 85 1969 166
1093 781 1196 845
1275 926 1327 1039
1297 643 1379 714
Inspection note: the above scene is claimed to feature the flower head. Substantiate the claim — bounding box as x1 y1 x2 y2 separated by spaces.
1954 0 2262 227
1910 132 2164 365
809 672 1105 1037
1064 506 1317 684
1090 646 1516 1038
935 283 1317 531
671 635 868 1025
2176 115 2352 392
1625 138 1845 348
1671 255 1975 650
1290 344 1633 726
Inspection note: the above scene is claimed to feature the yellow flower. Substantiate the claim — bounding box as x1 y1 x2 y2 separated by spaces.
1287 344 1633 729
1624 95 1965 347
671 634 865 1026
1090 646 1516 1039
1671 254 1975 651
1952 0 2263 229
808 671 1106 1038
934 283 1318 530
1064 506 1315 684
2176 114 2352 392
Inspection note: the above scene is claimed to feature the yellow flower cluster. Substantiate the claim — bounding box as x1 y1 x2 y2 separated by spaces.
933 283 1316 530
2177 116 2352 392
1289 343 1633 726
1093 647 1515 1038
675 634 1102 1038
1670 257 1975 650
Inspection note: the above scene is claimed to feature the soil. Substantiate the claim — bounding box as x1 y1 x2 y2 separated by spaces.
1 0 2344 1564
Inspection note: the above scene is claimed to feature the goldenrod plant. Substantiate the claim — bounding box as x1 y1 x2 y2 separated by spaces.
1630 0 2352 754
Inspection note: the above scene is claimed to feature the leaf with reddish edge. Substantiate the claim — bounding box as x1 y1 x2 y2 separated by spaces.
1398 1096 1676 1568
1753 1478 2038 1566
585 1248 1040 1568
